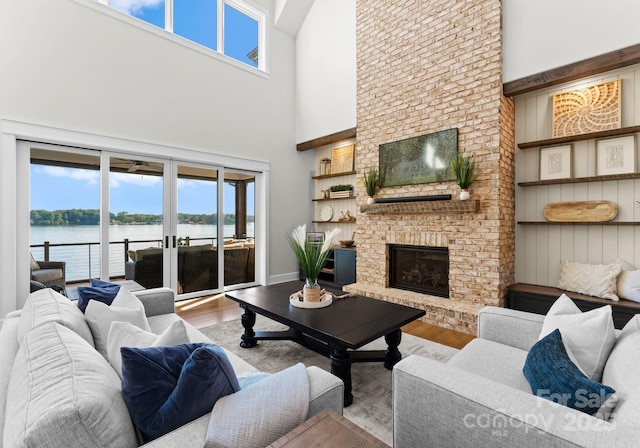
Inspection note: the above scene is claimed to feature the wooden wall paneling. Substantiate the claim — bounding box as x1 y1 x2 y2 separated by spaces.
536 186 550 284
634 227 640 268
602 181 620 263
524 97 540 182
572 140 589 178
618 179 634 221
634 179 640 222
618 227 635 265
619 70 636 127
558 183 576 278
524 226 538 283
546 184 562 285
536 93 550 141
586 183 603 263
587 224 604 263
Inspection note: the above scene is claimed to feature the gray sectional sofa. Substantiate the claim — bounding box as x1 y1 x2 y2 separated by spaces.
0 287 343 447
393 306 640 447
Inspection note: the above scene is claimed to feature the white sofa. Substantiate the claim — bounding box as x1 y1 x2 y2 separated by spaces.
0 287 344 447
393 307 640 447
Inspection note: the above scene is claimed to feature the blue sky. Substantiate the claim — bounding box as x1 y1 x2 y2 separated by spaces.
109 0 259 67
30 165 254 215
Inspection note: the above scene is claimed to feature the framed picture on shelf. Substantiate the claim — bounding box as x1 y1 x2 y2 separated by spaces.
331 144 355 174
306 232 325 244
540 145 572 180
596 135 636 176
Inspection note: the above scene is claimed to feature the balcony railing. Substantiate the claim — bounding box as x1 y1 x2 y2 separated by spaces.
30 236 218 284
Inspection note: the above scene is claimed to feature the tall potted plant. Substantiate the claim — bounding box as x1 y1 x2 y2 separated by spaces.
450 154 476 200
363 167 379 204
287 224 341 301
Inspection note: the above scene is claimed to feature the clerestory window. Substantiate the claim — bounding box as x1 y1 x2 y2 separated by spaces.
96 0 265 71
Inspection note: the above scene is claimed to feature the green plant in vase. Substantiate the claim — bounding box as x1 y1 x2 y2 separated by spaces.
363 167 379 204
450 153 476 200
286 224 342 302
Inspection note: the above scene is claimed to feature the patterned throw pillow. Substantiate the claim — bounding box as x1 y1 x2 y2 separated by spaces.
557 261 621 301
524 329 617 419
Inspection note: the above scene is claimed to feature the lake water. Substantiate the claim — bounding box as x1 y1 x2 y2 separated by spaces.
30 223 254 282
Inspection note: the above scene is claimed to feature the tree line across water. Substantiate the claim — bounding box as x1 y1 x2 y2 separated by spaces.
30 209 254 226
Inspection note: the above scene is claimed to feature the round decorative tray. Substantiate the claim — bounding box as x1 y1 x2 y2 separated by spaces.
289 293 333 309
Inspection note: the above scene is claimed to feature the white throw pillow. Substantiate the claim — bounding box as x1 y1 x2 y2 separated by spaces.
85 288 151 358
107 320 190 378
540 294 616 382
557 261 621 301
613 258 640 302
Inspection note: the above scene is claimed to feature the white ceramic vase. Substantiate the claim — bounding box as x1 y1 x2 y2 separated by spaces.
459 189 470 201
366 196 375 205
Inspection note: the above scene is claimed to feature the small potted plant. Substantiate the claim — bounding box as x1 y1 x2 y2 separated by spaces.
363 167 379 204
450 153 476 200
286 224 341 302
329 184 353 199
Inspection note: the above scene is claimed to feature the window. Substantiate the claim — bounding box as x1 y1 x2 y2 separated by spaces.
224 3 259 68
97 0 266 71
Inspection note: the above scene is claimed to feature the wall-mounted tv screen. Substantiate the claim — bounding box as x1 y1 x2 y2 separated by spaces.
379 128 458 187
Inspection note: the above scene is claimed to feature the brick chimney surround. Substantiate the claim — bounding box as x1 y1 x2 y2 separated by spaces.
343 0 516 335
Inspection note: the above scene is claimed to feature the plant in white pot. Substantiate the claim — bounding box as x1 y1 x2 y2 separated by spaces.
286 224 341 302
363 167 379 204
450 153 476 200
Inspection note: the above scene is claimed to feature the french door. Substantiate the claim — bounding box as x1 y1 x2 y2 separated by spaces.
24 142 260 302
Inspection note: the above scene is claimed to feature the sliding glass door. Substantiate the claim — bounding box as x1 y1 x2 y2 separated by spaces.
109 156 166 289
174 163 220 296
25 143 259 300
223 170 256 288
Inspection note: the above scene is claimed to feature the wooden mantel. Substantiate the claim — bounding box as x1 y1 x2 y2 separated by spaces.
361 199 479 214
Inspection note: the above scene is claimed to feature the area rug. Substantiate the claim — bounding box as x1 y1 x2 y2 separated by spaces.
200 316 458 446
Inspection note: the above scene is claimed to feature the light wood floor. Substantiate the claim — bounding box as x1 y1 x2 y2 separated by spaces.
175 294 475 350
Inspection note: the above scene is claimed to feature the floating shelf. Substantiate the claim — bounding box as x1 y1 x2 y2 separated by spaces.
361 200 479 214
312 195 355 202
312 170 356 180
517 125 640 149
518 172 640 187
312 220 357 224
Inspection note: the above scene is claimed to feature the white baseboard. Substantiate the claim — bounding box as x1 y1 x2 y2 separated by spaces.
268 272 301 285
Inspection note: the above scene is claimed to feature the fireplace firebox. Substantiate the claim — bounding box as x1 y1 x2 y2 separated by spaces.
389 245 449 298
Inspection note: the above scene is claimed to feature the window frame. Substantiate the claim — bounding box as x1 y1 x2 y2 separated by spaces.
88 0 269 75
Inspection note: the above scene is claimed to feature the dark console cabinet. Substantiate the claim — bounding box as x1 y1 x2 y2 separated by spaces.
508 283 640 329
302 247 356 287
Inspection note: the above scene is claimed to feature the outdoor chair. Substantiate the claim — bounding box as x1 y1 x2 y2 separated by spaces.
30 253 66 291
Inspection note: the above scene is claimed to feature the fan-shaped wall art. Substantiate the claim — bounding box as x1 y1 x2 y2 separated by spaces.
551 79 621 138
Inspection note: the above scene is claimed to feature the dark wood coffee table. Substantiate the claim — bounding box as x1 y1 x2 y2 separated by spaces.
225 281 426 406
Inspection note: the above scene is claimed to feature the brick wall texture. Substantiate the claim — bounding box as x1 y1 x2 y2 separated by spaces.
346 0 516 335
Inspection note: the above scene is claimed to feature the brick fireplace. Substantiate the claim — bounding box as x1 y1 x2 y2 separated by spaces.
344 0 516 335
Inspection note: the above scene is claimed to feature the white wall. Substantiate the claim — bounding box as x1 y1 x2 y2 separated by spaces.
0 0 314 315
503 0 640 83
295 0 356 143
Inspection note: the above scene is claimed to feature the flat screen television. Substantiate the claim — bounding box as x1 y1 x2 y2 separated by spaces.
378 128 458 187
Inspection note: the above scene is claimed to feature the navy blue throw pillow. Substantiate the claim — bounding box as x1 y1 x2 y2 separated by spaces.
89 278 119 288
76 280 121 312
523 329 615 416
120 343 240 442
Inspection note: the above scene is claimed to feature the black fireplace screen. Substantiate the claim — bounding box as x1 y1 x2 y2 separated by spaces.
389 245 449 298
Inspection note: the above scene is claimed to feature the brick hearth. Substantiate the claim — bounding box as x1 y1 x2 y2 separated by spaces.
346 0 516 335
